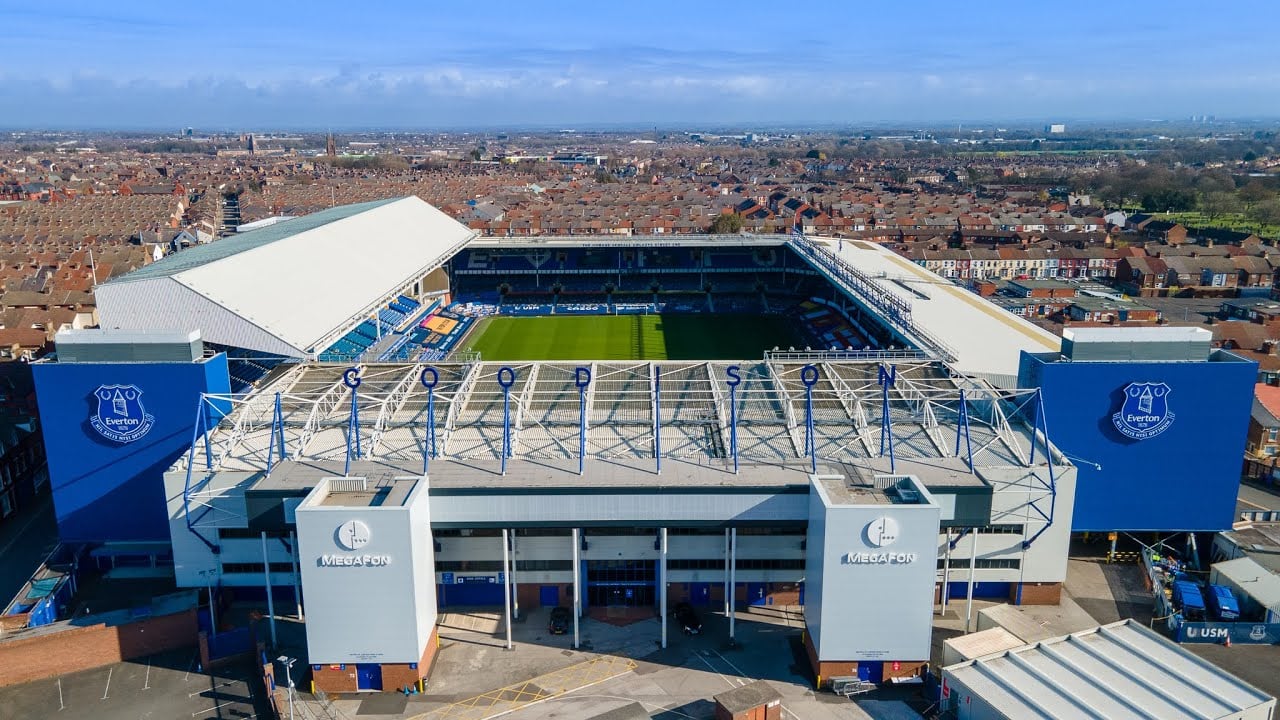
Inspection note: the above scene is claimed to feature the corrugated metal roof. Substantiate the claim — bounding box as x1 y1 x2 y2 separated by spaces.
112 198 400 282
944 620 1274 719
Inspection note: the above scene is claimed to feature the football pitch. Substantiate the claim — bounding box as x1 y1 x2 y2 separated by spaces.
463 313 805 361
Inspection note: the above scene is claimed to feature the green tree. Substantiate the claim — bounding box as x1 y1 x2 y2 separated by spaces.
709 214 744 234
1239 180 1274 208
1246 198 1280 227
1199 191 1242 221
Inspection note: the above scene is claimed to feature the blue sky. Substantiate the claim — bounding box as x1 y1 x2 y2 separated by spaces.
1 0 1278 129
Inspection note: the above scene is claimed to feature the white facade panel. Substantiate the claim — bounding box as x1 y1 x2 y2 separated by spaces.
296 479 436 664
807 476 941 663
429 490 808 525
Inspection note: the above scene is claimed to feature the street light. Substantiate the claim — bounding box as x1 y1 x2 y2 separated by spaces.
276 655 296 720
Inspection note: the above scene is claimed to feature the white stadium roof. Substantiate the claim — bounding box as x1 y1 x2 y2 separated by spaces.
817 238 1061 382
96 196 474 358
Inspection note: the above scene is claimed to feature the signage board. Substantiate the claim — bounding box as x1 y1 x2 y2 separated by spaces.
1177 621 1280 644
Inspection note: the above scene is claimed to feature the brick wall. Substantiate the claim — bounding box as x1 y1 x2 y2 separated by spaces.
314 628 440 695
1014 582 1062 605
0 608 197 688
381 630 439 692
312 664 358 694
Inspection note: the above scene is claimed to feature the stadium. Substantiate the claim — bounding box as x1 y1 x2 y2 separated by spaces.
27 196 1256 693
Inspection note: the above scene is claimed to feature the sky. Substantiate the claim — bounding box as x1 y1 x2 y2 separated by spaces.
1 0 1278 130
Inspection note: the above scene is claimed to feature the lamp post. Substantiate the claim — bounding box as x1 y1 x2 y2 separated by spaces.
276 656 296 720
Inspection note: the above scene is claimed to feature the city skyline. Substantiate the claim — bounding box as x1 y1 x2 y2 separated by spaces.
2 0 1279 129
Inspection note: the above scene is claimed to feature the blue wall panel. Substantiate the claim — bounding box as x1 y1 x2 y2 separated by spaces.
1019 352 1256 532
33 355 230 542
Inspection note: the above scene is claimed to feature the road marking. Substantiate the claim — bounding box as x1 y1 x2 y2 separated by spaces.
57 677 64 711
189 679 238 698
695 651 742 688
708 648 807 720
143 657 151 690
183 652 196 682
709 649 749 679
101 668 112 700
196 700 241 717
1239 495 1271 511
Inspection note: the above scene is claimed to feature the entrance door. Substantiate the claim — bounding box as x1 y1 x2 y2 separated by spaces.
356 664 382 691
539 585 560 607
689 582 711 607
586 560 656 607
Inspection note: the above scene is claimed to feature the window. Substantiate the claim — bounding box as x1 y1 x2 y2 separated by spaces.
222 562 293 575
433 528 502 538
218 528 292 540
938 558 1021 570
666 558 803 571
515 559 572 572
1269 429 1277 442
978 524 1025 535
436 560 504 572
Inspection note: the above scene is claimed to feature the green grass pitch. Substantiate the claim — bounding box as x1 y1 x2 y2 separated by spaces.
463 313 805 361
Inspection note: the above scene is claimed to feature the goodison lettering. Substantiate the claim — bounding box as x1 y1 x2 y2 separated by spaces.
318 554 391 567
843 552 917 564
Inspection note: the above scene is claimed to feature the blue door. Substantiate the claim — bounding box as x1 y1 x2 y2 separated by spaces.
689 582 711 607
797 582 805 606
857 661 883 683
356 664 382 691
540 585 560 607
747 582 768 606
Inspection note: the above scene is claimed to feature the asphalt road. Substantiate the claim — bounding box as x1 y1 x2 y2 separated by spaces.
1238 480 1280 514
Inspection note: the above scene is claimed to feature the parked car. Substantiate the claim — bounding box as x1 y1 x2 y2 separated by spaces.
548 606 571 634
1204 584 1240 621
673 601 702 635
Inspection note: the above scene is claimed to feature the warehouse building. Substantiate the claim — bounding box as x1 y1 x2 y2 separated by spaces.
940 620 1275 719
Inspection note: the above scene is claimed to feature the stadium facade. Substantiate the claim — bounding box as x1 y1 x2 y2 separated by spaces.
28 196 1254 692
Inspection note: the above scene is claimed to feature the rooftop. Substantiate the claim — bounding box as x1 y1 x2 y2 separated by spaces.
944 620 1274 720
177 359 1063 485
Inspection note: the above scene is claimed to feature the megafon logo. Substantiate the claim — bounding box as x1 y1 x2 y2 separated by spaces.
335 520 372 551
1112 382 1174 440
89 385 155 443
320 519 390 567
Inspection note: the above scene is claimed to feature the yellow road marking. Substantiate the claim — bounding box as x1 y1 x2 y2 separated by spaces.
410 655 637 720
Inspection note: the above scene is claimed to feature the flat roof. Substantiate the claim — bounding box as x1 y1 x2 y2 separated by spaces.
825 239 1061 380
248 455 986 496
1213 556 1280 609
1063 326 1212 344
944 620 1274 719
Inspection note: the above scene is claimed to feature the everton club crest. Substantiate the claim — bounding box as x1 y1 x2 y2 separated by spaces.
1112 382 1174 440
90 385 155 443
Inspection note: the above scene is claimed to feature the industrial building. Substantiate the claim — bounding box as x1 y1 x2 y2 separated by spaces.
941 620 1275 719
22 197 1257 692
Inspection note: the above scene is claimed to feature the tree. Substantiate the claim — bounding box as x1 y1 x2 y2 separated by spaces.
1141 188 1195 213
1199 191 1242 221
709 213 744 234
1246 198 1280 227
1239 180 1275 208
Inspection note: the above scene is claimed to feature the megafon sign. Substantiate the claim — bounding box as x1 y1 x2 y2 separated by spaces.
319 519 391 568
844 516 918 565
